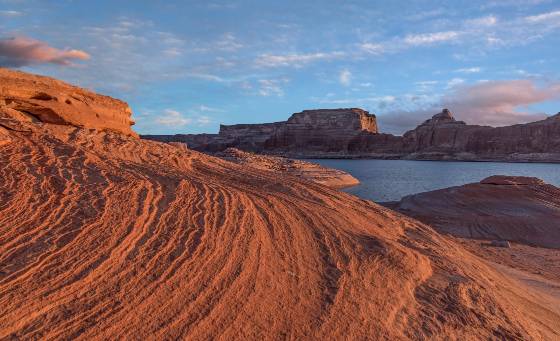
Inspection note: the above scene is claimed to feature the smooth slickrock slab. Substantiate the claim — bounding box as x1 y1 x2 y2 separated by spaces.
391 175 560 248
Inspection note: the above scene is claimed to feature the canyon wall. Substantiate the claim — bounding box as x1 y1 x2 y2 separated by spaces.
146 107 560 161
0 68 137 137
376 109 560 161
143 108 379 153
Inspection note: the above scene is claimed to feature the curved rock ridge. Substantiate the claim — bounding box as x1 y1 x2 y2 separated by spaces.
0 68 137 137
2 118 559 339
215 147 360 189
480 175 546 186
391 175 560 248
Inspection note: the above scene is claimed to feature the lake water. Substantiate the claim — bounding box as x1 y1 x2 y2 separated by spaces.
307 159 560 202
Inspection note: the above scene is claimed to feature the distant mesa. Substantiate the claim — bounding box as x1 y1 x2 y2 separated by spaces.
144 107 560 162
144 108 378 153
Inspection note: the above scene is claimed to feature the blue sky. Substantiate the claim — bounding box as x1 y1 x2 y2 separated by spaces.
1 0 559 135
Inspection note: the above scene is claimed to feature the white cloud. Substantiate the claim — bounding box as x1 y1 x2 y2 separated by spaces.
196 115 212 125
403 31 459 46
455 67 481 73
0 10 21 16
339 69 351 86
155 109 192 126
447 78 465 88
360 42 385 55
197 105 223 112
215 32 243 51
313 95 396 105
254 51 344 68
257 78 288 96
525 10 560 23
416 80 438 92
466 15 498 26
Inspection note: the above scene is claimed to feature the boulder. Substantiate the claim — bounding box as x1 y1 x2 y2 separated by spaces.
0 68 137 137
390 176 560 248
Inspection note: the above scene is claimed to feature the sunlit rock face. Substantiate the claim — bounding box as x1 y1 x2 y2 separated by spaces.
144 107 560 161
0 67 137 137
144 108 379 153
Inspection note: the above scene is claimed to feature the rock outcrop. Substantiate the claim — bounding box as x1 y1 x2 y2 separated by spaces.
0 68 137 136
390 175 560 248
3 69 560 340
397 109 560 161
143 108 378 153
145 108 560 161
215 148 359 188
3 102 560 340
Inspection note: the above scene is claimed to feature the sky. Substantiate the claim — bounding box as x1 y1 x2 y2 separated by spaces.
1 0 559 135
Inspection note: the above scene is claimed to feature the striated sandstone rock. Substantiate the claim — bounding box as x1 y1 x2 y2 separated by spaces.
0 68 137 136
3 115 560 339
215 148 359 188
0 126 10 146
480 175 545 186
2 72 560 339
391 175 560 248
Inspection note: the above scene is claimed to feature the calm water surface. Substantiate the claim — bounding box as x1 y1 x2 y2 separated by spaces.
307 159 560 202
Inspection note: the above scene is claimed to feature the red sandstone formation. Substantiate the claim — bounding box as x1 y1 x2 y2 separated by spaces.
1 69 560 339
144 108 378 153
145 108 560 162
0 68 136 137
398 109 560 161
215 148 359 188
391 175 560 248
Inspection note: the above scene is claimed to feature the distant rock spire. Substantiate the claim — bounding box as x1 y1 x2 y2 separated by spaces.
420 108 459 126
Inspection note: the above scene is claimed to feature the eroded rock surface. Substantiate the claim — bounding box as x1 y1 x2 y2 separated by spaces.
398 109 560 161
144 108 378 153
391 175 560 248
145 108 560 162
2 70 560 340
0 68 136 136
215 148 359 188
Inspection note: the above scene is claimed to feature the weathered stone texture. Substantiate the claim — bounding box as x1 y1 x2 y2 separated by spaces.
0 67 137 136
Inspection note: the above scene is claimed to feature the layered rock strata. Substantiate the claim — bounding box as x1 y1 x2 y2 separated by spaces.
143 108 378 153
215 148 360 188
3 95 560 340
0 67 137 136
144 108 560 161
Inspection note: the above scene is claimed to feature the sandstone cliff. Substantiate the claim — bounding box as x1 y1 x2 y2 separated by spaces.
0 68 137 137
143 108 378 153
398 109 560 161
147 107 560 161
